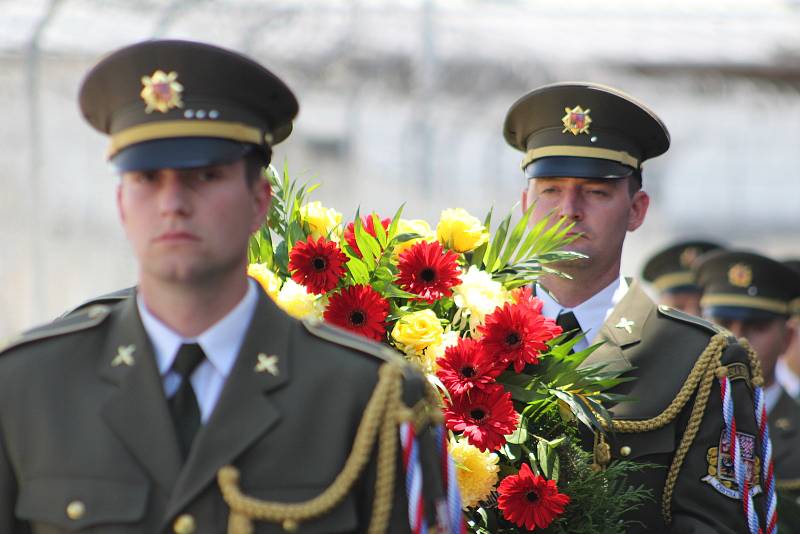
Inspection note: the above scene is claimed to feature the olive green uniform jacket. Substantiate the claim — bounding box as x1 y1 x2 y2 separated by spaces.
771 388 800 532
0 290 445 533
579 280 766 533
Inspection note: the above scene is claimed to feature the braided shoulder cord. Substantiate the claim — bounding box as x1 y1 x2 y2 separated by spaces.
217 361 413 534
590 335 729 524
660 339 721 523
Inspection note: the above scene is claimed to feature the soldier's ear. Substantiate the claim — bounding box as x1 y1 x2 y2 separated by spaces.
521 188 529 214
627 189 649 232
250 178 270 233
116 183 126 223
781 322 796 355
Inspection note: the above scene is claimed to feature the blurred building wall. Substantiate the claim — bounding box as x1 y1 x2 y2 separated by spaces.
1 0 799 336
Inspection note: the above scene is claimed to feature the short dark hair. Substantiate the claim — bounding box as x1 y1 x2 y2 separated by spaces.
244 147 271 186
628 171 642 196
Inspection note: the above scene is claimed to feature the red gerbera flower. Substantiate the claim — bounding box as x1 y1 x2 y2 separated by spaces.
396 240 461 303
510 286 544 314
478 301 562 373
437 338 502 396
497 463 570 531
324 284 389 341
343 214 391 258
443 386 519 452
288 236 348 295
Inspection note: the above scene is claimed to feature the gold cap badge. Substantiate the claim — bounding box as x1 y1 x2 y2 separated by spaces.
680 247 700 268
140 70 184 114
728 263 753 288
562 105 592 136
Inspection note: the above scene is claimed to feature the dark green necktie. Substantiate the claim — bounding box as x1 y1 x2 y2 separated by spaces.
556 311 582 352
169 343 205 459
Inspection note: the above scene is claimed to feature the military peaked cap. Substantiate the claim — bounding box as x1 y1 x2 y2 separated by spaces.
503 82 670 179
695 250 800 320
643 240 724 294
79 39 298 172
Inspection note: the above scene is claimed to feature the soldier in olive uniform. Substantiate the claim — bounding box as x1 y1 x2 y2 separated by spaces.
695 251 800 509
503 82 771 532
0 40 456 533
775 259 800 399
642 240 723 316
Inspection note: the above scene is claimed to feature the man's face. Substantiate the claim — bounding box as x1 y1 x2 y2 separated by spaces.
660 291 703 317
711 316 794 385
522 177 649 273
117 159 269 287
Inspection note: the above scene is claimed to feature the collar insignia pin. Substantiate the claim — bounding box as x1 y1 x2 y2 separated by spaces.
615 318 635 334
775 418 791 431
562 105 592 136
112 344 136 367
255 353 279 376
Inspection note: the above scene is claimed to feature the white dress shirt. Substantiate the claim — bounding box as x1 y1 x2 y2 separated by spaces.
537 277 629 352
137 279 258 423
775 358 800 399
763 381 783 415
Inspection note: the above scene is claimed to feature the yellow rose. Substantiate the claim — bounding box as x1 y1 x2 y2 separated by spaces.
391 309 444 358
449 438 500 507
275 279 323 319
452 266 507 332
247 263 282 300
423 330 461 373
393 218 436 258
300 201 343 241
436 208 489 253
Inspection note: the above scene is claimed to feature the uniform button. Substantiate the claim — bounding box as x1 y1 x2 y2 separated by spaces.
173 514 196 534
66 500 85 520
620 446 632 457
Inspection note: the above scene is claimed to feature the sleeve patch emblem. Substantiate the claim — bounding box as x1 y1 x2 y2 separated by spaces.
702 430 762 499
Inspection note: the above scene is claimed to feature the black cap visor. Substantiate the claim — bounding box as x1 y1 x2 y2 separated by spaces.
705 306 787 322
663 284 702 295
524 156 635 180
111 137 255 173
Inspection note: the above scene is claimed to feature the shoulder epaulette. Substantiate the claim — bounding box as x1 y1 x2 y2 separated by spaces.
656 304 730 336
0 304 111 355
301 318 406 366
60 286 134 318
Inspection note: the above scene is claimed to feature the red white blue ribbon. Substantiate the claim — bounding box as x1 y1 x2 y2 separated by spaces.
753 385 778 534
400 422 427 534
436 424 466 534
720 375 764 534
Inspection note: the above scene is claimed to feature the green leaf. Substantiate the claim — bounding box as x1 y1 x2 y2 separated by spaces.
501 443 521 461
371 213 388 249
504 383 548 403
498 202 534 268
482 211 511 272
537 439 555 479
381 284 420 299
386 204 405 241
505 424 528 445
259 229 275 269
352 215 376 270
346 258 370 284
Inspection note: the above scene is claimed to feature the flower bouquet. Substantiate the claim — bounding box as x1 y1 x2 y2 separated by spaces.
248 164 651 533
